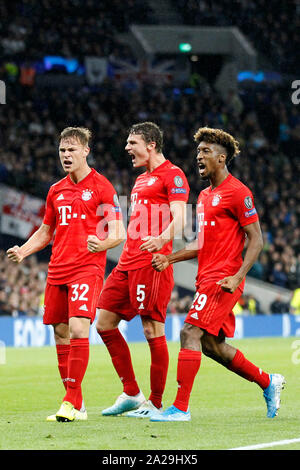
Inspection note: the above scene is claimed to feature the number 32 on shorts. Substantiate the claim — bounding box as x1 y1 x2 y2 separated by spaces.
70 283 89 301
191 292 207 311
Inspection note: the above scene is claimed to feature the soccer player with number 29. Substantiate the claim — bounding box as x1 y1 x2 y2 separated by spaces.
151 127 285 422
7 127 125 422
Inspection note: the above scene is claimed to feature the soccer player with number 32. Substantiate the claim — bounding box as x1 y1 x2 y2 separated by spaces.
7 127 125 422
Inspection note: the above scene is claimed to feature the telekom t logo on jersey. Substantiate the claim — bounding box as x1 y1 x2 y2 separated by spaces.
58 205 86 225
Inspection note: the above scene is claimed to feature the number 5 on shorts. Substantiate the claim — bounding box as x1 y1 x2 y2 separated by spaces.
136 284 145 310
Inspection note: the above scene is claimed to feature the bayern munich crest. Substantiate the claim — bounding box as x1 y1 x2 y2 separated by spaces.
212 194 221 206
82 189 93 201
147 176 158 186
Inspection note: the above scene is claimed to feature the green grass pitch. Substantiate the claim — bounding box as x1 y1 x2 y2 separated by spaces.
0 337 299 451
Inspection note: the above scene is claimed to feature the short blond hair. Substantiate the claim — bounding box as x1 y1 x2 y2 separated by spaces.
194 127 240 164
60 127 91 146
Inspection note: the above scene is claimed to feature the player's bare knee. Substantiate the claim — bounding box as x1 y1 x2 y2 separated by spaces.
180 323 202 350
143 325 153 340
96 309 120 333
141 318 164 340
53 323 69 344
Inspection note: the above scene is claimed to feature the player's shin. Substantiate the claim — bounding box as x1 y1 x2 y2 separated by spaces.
148 336 169 409
227 349 270 389
56 343 70 391
63 338 90 410
173 348 202 412
99 328 140 396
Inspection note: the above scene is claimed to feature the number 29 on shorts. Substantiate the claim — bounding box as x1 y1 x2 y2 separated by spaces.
191 292 207 311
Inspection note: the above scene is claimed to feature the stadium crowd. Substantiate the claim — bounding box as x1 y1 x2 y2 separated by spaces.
0 0 153 62
0 249 46 316
172 0 299 74
0 0 299 316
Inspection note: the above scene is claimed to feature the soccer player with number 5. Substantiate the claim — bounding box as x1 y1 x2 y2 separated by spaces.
96 122 189 418
6 127 125 422
151 127 285 422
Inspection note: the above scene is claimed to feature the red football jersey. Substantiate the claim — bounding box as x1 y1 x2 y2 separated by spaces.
196 173 259 286
43 168 122 284
118 160 189 270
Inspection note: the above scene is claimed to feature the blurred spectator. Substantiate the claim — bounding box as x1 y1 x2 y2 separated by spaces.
167 289 193 315
233 294 262 315
233 300 244 316
270 294 290 314
245 294 261 315
290 287 300 315
270 262 288 288
19 61 36 87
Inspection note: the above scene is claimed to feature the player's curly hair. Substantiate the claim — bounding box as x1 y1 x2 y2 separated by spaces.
194 127 240 164
128 122 163 153
60 127 92 146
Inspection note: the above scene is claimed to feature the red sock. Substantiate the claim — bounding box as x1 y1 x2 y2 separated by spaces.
173 348 202 412
56 344 70 391
63 338 89 410
99 328 140 396
147 336 169 409
227 349 270 389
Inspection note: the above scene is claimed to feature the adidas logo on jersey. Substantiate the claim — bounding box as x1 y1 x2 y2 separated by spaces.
190 312 199 320
57 194 64 200
79 304 88 311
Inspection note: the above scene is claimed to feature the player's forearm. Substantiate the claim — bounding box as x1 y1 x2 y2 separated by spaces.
234 236 263 282
20 226 52 258
98 236 125 251
159 209 187 245
167 248 198 265
101 221 126 251
166 238 198 265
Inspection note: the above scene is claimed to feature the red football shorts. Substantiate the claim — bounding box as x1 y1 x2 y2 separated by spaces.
43 274 103 325
185 281 243 338
98 265 174 323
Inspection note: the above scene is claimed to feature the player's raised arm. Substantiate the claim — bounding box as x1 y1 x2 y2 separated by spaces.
6 223 54 263
87 218 126 253
217 220 263 293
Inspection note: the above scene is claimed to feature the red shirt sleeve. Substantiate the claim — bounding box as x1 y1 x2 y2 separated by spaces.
164 168 190 203
96 177 123 222
43 186 56 228
231 186 259 227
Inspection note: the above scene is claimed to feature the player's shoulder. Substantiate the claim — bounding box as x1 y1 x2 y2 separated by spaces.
165 160 186 174
91 169 114 188
48 176 69 193
227 174 253 195
160 160 188 186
